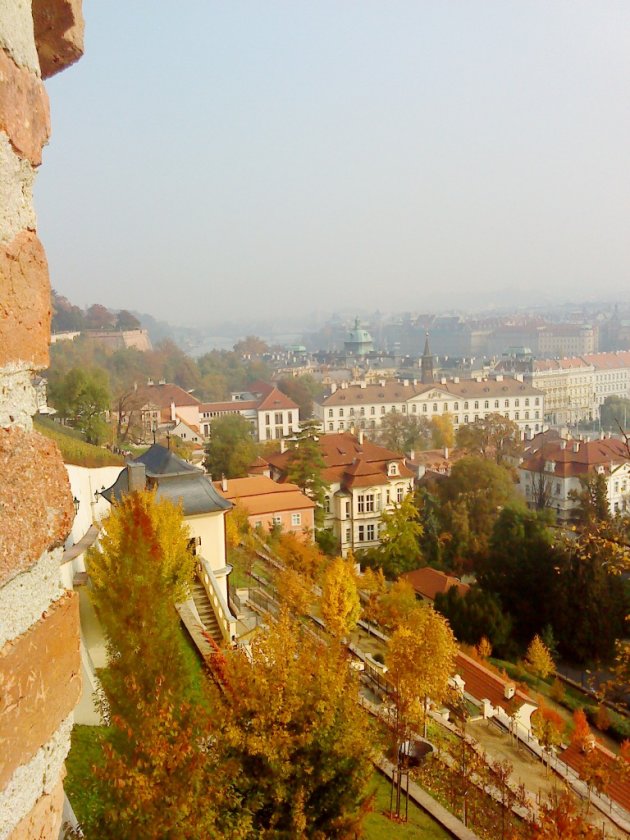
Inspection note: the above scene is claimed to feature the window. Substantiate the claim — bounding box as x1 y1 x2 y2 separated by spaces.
350 407 355 416
381 406 386 414
391 406 397 413
275 412 282 425
370 420 376 428
273 514 282 525
422 404 427 413
515 412 519 420
366 524 375 541
358 525 365 542
454 416 459 424
266 429 272 440
328 408 333 417
464 401 469 410
454 402 459 411
397 486 404 503
555 483 561 495
412 403 417 413
402 405 407 413
345 527 351 543
291 513 302 526
370 406 375 415
535 398 540 406
443 403 448 412
275 428 281 439
339 421 344 430
515 399 520 407
360 406 365 416
345 501 350 517
339 408 344 417
388 463 398 476
265 413 270 425
433 403 438 412
474 401 479 410
494 400 499 408
525 411 529 419
464 414 469 423
504 399 509 408
328 422 333 431
484 400 489 409
324 496 331 513
535 411 539 419
525 398 529 407
357 494 374 513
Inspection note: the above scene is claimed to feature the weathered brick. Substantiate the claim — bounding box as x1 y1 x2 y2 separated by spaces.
7 777 64 840
32 0 84 79
0 427 74 586
0 231 51 369
0 47 51 166
0 593 80 790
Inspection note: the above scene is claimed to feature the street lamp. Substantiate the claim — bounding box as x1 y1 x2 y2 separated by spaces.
72 496 80 516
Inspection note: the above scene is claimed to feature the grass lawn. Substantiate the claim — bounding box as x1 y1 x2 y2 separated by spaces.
65 724 109 828
362 771 450 839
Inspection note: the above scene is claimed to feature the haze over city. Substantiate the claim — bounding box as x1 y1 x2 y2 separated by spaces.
36 1 630 325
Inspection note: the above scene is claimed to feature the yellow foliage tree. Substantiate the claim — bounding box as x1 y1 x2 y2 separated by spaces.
525 634 555 681
377 578 419 631
320 557 361 639
476 636 493 659
276 566 312 616
431 412 454 449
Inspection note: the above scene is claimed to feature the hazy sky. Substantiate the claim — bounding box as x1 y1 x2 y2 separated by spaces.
35 1 630 326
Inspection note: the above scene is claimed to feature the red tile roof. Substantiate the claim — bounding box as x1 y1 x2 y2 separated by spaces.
454 651 532 714
582 350 630 370
135 383 200 409
199 400 258 412
562 741 630 813
403 567 470 601
212 476 315 515
520 437 630 478
256 386 298 412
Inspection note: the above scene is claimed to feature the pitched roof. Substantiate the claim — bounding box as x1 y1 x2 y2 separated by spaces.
561 740 630 813
267 432 413 490
199 400 258 412
402 567 470 601
520 437 630 478
581 350 630 370
533 358 593 372
213 476 315 515
134 383 200 408
320 377 542 406
256 386 298 412
454 651 532 714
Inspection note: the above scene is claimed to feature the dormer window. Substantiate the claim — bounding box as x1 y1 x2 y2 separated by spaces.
388 462 399 477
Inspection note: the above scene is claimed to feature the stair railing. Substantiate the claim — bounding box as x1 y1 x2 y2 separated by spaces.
195 557 237 645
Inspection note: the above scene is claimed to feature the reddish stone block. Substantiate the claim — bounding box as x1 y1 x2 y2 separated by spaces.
0 231 51 370
0 592 80 790
8 777 65 840
32 0 84 79
0 48 50 166
0 427 74 586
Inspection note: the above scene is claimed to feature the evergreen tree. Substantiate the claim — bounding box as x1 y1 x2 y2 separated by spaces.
286 419 329 526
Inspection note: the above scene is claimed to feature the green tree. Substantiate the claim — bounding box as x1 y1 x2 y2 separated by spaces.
477 505 559 644
569 472 610 526
204 413 257 479
455 413 523 464
286 419 329 526
48 366 111 444
600 395 630 432
438 456 520 568
367 494 423 578
434 586 513 654
222 610 374 836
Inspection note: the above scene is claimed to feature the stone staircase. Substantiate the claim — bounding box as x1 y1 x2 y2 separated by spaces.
191 577 223 645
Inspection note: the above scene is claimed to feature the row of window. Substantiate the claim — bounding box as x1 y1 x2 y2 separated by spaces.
328 410 539 432
324 485 406 514
328 397 540 419
265 412 293 425
269 512 302 527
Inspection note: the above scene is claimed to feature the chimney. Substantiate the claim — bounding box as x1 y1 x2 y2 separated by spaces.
147 378 154 386
443 447 449 460
170 400 176 422
221 474 228 492
453 376 459 384
403 379 409 387
440 377 447 385
504 682 516 700
409 449 415 461
127 462 146 493
573 441 580 453
280 439 287 454
358 429 364 445
560 440 567 449
330 383 337 394
158 378 166 385
495 374 503 382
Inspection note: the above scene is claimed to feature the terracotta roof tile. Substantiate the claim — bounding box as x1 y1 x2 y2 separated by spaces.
403 567 470 601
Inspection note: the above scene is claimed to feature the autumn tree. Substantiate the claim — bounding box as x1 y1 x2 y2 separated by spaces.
431 412 454 449
84 491 241 837
115 309 141 330
320 557 361 639
385 413 432 453
386 605 457 755
532 788 601 839
286 419 329 526
204 413 257 479
525 635 556 682
532 703 565 772
222 610 374 836
455 413 523 464
233 335 269 356
277 374 323 420
571 708 593 753
373 577 418 632
359 566 387 631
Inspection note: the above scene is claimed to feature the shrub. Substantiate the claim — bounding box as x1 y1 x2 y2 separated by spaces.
550 678 566 704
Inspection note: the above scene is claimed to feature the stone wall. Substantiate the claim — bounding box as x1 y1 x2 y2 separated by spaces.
0 1 84 837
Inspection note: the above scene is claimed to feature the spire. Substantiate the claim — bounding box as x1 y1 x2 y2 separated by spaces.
421 332 434 385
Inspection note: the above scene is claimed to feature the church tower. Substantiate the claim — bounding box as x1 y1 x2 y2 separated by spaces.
421 332 434 384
